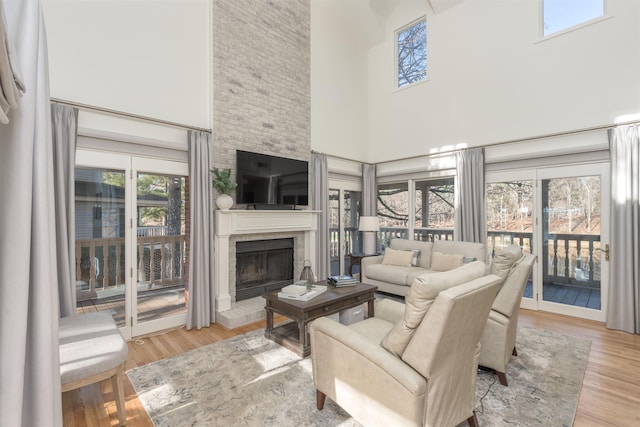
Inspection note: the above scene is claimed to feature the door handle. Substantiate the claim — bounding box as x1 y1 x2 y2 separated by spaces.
596 244 610 261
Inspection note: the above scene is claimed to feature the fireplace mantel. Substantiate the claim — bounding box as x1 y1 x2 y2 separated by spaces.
214 210 320 313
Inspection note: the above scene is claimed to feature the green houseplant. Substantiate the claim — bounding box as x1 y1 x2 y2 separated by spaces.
210 167 237 210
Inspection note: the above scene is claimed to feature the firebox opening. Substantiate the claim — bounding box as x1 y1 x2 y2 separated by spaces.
235 238 294 301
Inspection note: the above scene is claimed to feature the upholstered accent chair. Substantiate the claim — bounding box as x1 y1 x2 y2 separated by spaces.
59 312 129 426
479 253 537 386
310 275 502 427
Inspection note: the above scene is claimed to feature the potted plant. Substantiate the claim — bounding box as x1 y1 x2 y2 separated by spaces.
210 167 237 210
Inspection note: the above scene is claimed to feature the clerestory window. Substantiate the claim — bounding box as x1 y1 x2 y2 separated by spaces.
542 0 606 37
396 17 427 89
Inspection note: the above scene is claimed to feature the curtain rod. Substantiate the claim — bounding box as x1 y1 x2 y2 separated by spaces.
373 119 640 165
50 97 211 133
311 150 370 164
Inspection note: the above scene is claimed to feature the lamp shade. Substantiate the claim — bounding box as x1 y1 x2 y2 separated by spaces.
358 216 380 232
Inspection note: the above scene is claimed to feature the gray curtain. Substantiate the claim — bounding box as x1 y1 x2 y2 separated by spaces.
51 103 78 317
0 0 63 425
362 163 377 216
454 148 486 244
607 125 640 334
0 0 25 124
312 153 330 279
186 130 216 329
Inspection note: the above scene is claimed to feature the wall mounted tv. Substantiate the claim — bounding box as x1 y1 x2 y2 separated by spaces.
236 150 309 209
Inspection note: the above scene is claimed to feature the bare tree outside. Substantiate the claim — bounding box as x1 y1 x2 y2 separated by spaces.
397 19 426 88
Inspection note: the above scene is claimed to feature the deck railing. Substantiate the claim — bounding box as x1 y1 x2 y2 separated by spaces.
329 226 600 289
75 234 186 301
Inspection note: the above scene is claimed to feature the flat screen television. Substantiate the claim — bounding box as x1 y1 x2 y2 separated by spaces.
236 150 309 208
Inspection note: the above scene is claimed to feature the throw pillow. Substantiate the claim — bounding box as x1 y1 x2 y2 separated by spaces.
410 249 421 267
381 260 486 357
430 251 464 271
381 248 414 267
490 244 523 282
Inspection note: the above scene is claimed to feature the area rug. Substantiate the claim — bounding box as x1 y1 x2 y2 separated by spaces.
127 327 590 427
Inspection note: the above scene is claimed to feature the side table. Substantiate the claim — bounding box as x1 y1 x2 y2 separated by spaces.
348 252 380 276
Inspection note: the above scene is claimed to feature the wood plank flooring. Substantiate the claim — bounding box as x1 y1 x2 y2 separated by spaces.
62 310 640 427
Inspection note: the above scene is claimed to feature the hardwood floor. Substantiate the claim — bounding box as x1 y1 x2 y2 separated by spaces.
62 310 640 426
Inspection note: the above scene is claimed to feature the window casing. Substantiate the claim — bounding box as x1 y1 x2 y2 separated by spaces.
395 17 427 89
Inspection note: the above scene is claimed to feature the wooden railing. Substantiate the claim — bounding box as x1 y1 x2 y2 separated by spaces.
75 234 186 301
329 226 600 289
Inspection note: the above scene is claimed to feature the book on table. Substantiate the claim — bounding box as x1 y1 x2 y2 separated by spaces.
327 275 359 287
278 284 327 301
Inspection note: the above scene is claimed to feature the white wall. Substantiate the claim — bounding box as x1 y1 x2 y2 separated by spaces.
42 0 211 145
310 0 372 162
363 0 640 163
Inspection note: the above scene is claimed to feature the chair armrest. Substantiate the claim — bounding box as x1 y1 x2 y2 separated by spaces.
310 317 424 392
375 298 405 324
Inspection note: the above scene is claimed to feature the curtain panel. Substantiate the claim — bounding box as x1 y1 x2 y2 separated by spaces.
186 130 216 330
454 148 486 244
51 102 78 317
0 0 63 425
312 153 330 279
0 0 25 124
362 163 377 217
607 125 640 334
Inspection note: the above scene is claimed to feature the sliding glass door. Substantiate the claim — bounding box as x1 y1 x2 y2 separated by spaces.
75 150 188 339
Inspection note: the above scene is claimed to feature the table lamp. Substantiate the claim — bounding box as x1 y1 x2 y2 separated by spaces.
359 216 380 255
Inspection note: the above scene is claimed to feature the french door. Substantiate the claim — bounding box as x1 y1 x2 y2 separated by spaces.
486 163 609 322
75 150 188 339
329 179 362 276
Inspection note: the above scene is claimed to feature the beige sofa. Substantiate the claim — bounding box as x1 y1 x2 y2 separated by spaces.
360 238 487 296
311 262 503 427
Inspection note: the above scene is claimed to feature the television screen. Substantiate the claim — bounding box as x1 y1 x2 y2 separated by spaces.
236 150 309 208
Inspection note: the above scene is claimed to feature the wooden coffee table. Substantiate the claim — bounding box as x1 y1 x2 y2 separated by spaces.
262 281 377 357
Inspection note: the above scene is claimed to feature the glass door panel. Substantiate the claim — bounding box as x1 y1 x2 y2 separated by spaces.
328 186 362 276
329 189 340 275
486 180 534 299
136 173 187 325
74 167 128 327
343 190 362 275
541 175 602 310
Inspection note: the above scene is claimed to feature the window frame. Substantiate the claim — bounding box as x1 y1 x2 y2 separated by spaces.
538 0 612 41
394 16 428 90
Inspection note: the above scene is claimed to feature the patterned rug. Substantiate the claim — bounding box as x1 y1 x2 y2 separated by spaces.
127 326 590 427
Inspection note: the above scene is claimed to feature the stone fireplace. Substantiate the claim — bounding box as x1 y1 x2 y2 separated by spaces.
214 210 319 323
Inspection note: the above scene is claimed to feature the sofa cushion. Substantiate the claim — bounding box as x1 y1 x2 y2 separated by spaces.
433 239 486 264
490 244 523 282
430 251 464 271
390 239 433 269
382 248 414 267
381 261 487 357
366 263 423 286
348 317 395 344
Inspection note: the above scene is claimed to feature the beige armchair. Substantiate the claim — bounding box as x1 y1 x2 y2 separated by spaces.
310 275 502 427
479 254 537 386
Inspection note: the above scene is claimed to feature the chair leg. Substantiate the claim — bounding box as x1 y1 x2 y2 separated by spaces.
496 371 508 387
111 364 126 426
512 346 518 357
467 411 479 427
316 390 326 410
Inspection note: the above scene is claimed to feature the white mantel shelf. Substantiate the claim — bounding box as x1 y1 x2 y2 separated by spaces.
216 209 320 236
214 209 320 314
